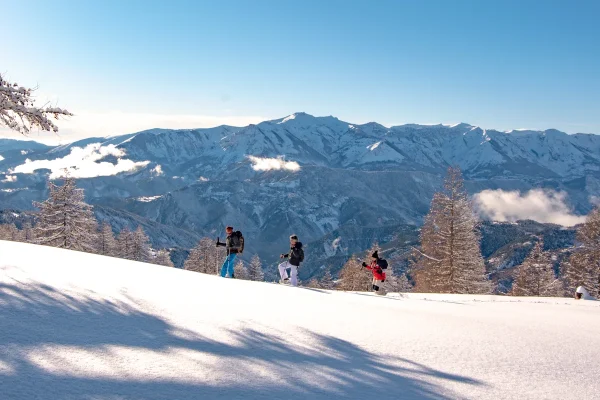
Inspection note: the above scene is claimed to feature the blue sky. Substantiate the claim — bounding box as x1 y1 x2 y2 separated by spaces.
2 0 599 141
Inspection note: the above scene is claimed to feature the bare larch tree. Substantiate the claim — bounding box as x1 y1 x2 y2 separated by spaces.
1 73 72 135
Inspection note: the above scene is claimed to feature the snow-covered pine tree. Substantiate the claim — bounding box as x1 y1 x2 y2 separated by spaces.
412 167 490 294
234 259 249 280
563 206 600 297
153 249 175 267
117 227 135 260
319 269 335 290
184 237 220 274
337 256 371 291
131 226 152 262
247 254 264 282
511 241 561 296
34 177 98 252
0 73 72 135
97 222 117 256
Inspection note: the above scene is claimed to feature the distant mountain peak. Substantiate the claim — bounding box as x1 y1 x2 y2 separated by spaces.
275 112 313 124
446 122 474 129
270 112 345 127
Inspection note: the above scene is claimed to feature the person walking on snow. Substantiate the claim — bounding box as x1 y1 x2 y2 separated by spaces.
575 286 595 300
216 226 244 278
279 235 304 286
363 251 386 292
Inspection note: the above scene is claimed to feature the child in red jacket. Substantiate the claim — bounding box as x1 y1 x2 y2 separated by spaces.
362 251 386 292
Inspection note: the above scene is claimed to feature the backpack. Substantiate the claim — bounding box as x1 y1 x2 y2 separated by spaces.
296 243 304 262
230 231 244 254
377 258 388 270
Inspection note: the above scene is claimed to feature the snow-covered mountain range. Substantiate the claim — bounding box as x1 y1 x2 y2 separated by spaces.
0 112 598 271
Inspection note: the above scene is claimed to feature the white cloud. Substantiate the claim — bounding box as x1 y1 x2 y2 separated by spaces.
151 165 164 176
11 143 149 179
136 195 162 202
473 189 586 227
248 156 300 172
0 111 268 145
2 175 17 183
0 155 4 161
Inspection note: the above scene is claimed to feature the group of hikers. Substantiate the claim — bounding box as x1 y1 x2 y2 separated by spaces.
215 226 388 291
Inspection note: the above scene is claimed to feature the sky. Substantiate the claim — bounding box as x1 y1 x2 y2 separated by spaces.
2 0 599 143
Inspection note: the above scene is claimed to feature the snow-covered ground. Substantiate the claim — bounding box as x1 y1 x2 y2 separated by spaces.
1 241 598 400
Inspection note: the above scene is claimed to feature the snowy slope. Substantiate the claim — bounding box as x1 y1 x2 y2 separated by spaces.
1 241 599 400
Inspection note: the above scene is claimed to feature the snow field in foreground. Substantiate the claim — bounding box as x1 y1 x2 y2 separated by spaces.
0 240 598 400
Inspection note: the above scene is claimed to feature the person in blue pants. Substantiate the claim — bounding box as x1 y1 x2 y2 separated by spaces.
216 226 244 278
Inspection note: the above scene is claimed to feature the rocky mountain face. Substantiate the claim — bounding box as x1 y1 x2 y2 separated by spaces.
0 113 597 277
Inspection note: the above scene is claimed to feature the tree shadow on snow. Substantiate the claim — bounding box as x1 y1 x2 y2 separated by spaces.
0 280 484 400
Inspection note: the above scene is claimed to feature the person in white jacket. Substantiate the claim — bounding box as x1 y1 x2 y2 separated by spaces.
278 235 304 287
575 286 595 300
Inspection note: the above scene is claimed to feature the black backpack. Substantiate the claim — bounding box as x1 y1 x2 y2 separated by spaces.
295 242 304 262
231 231 245 254
377 258 388 270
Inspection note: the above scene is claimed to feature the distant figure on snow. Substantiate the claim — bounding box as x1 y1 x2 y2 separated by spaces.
216 226 244 278
279 235 304 286
575 286 594 300
363 251 387 293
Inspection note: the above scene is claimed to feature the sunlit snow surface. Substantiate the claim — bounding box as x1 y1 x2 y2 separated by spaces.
1 241 598 400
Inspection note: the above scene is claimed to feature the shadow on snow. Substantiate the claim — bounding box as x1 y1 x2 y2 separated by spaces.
0 279 484 400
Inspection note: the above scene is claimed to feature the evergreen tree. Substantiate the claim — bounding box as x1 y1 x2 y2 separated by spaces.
97 222 117 256
184 237 220 274
33 176 98 252
131 226 152 262
563 206 600 297
117 227 135 260
247 254 264 281
319 269 335 290
412 167 490 294
338 256 371 291
153 249 175 267
512 241 561 296
234 259 249 280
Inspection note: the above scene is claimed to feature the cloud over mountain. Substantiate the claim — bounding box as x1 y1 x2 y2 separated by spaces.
12 143 149 179
473 189 586 227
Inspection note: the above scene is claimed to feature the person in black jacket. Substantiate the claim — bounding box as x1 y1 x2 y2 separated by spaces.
278 234 304 286
216 226 244 278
